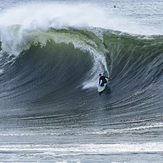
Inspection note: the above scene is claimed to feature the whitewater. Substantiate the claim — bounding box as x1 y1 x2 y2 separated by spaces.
0 0 163 162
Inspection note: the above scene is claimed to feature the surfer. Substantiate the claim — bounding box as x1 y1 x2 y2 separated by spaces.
99 74 112 86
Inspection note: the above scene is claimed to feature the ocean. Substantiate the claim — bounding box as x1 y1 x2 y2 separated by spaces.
0 0 163 162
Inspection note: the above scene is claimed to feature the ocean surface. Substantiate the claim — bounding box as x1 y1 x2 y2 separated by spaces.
0 0 163 162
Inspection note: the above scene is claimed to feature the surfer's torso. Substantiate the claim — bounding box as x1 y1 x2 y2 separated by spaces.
99 76 107 86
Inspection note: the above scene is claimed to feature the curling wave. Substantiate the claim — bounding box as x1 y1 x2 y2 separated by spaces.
0 2 162 118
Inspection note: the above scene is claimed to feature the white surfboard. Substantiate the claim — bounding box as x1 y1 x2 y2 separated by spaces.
98 78 108 93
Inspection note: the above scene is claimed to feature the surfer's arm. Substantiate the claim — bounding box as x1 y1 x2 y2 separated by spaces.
106 77 112 80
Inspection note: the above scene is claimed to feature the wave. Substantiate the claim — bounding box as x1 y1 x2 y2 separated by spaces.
0 27 163 102
0 2 162 117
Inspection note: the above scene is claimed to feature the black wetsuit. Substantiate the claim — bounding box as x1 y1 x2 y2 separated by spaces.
99 76 107 86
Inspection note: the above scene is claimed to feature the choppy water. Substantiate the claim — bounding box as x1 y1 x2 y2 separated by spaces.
0 0 163 162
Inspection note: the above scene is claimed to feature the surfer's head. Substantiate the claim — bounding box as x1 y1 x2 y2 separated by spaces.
99 74 102 77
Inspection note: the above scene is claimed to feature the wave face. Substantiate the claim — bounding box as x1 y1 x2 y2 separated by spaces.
0 26 162 107
0 1 163 163
0 26 162 128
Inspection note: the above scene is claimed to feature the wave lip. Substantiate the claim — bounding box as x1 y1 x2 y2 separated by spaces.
0 2 108 54
0 0 162 54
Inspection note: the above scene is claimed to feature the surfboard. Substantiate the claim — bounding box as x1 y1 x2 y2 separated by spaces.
98 78 108 93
